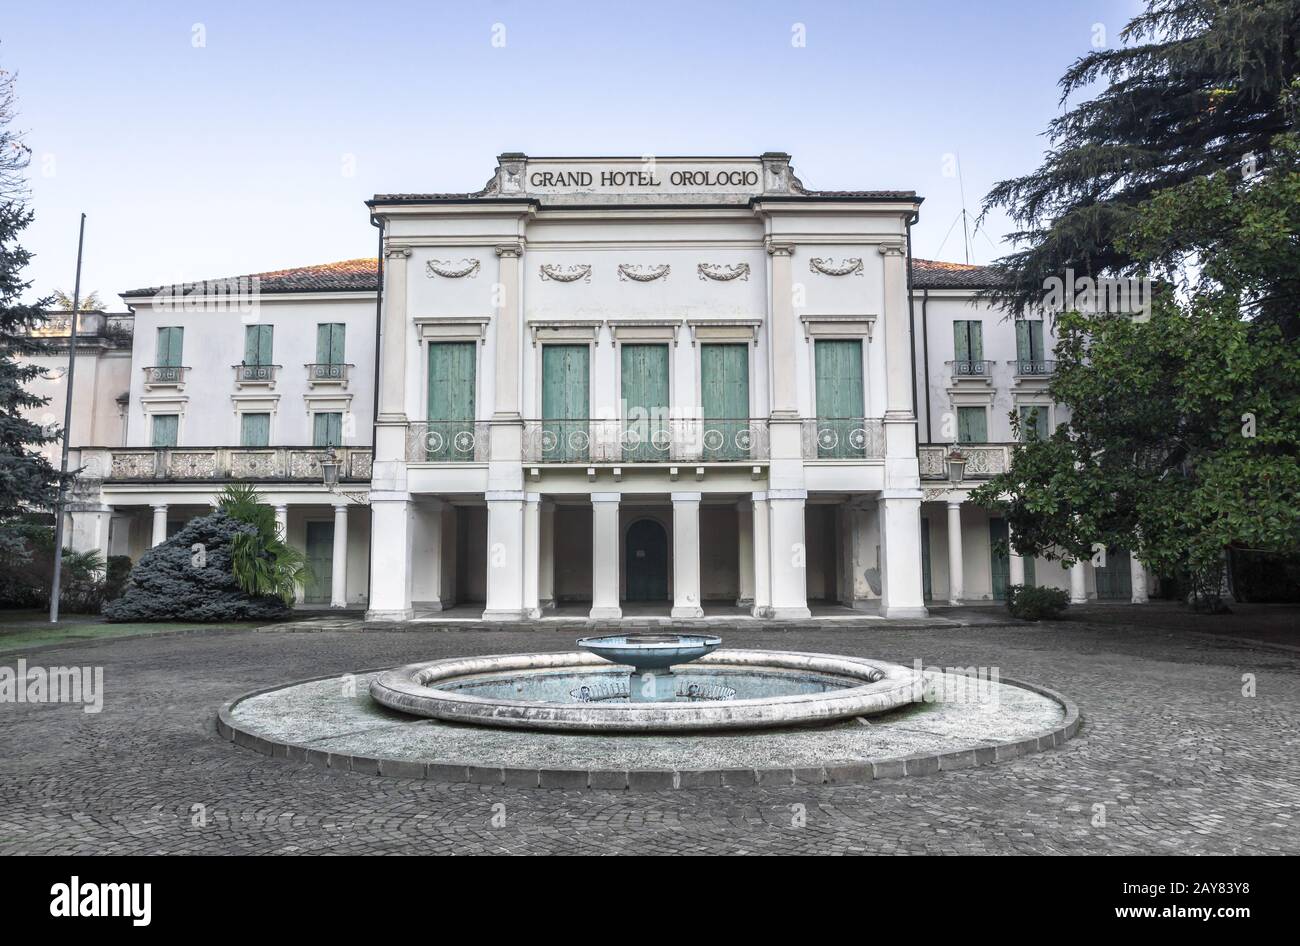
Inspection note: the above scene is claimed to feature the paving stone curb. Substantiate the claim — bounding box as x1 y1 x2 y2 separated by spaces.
216 670 1083 791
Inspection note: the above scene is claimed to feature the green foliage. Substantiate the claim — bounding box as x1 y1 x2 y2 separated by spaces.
1006 584 1071 621
104 554 132 602
215 483 310 604
973 292 1300 606
0 521 106 613
0 67 59 559
103 511 291 623
981 0 1300 325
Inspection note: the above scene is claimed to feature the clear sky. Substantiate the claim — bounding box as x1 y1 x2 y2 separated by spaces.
4 0 1143 306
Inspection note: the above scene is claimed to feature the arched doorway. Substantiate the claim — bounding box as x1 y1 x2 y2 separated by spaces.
625 518 669 601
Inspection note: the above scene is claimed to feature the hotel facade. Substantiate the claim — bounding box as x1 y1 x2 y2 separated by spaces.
45 153 1152 620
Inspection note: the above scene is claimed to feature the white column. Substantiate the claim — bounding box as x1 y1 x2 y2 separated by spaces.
538 500 556 609
766 243 798 417
1070 561 1088 604
946 500 964 604
767 490 811 620
736 499 755 608
150 504 168 548
750 494 772 618
1007 520 1026 587
330 503 348 608
365 496 413 621
671 492 703 618
1130 553 1149 604
878 493 927 617
273 504 288 542
483 492 526 621
373 247 412 477
522 492 541 619
590 493 621 619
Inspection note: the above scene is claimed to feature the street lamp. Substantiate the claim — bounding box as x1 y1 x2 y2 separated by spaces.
321 447 340 488
946 445 968 484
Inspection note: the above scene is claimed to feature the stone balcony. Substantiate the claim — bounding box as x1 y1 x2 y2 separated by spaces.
919 443 1011 480
74 445 373 483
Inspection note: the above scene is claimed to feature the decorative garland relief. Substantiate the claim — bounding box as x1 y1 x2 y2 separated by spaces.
618 264 671 282
697 263 750 282
539 264 592 283
809 257 864 277
426 259 481 279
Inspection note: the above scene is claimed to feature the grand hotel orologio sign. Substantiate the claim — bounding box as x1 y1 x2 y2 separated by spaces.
485 154 801 202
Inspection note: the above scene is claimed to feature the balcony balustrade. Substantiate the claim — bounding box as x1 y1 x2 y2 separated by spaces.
142 365 188 387
513 418 770 464
800 418 885 460
305 362 352 386
918 443 1011 480
233 363 279 384
405 421 492 462
1009 358 1056 377
85 445 372 482
947 359 996 379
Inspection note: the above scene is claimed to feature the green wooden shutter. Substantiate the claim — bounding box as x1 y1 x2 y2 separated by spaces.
1030 321 1044 360
313 412 342 447
244 325 273 365
542 345 589 461
989 518 1010 601
953 322 970 363
969 321 983 361
316 324 345 365
1019 405 1049 441
157 327 182 367
957 406 987 444
814 339 865 458
240 412 270 447
426 342 476 460
620 344 669 462
701 343 749 460
304 521 334 604
1015 320 1030 364
152 414 178 447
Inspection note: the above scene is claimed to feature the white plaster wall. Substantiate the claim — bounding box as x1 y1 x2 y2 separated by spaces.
915 291 1068 444
124 294 376 447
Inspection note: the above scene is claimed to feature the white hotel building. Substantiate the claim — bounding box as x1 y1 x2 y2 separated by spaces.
50 153 1152 619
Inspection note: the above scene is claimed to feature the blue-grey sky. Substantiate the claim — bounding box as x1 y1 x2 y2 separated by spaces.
6 0 1142 306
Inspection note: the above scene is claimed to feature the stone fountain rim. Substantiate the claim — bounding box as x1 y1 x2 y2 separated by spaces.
367 648 921 732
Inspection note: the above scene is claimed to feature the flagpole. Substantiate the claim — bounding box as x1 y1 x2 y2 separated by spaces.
48 213 86 624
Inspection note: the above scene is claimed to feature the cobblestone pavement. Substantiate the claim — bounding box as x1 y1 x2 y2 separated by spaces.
1 621 1297 855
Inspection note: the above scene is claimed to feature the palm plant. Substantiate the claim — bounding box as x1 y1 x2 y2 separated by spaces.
215 483 311 603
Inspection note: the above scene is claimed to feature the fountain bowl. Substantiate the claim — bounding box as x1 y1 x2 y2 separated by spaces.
369 649 923 733
576 633 722 672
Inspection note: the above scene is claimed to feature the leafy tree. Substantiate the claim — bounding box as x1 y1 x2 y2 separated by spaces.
0 64 58 566
215 483 310 603
103 512 291 622
51 288 105 312
972 291 1300 607
982 0 1300 328
0 520 105 612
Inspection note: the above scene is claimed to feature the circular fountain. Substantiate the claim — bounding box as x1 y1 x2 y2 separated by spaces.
368 634 924 732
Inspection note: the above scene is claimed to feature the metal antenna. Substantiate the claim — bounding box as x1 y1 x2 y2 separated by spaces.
49 213 86 624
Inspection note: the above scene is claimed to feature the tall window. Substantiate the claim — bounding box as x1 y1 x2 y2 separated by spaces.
240 412 271 447
313 412 343 447
156 326 183 366
244 324 274 365
152 414 179 447
426 342 476 461
620 344 669 462
701 343 750 460
1015 320 1046 370
316 323 345 364
953 321 985 375
1018 405 1049 441
541 345 590 462
957 406 987 444
814 339 866 458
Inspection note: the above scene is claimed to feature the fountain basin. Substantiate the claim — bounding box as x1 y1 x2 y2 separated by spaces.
369 649 923 733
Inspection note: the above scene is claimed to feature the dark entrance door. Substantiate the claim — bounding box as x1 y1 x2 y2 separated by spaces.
625 518 668 602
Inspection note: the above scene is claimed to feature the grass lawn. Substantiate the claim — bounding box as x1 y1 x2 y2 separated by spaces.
0 611 264 654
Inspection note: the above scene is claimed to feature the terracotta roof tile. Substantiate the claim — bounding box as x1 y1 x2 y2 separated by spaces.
911 257 1006 289
123 258 379 297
